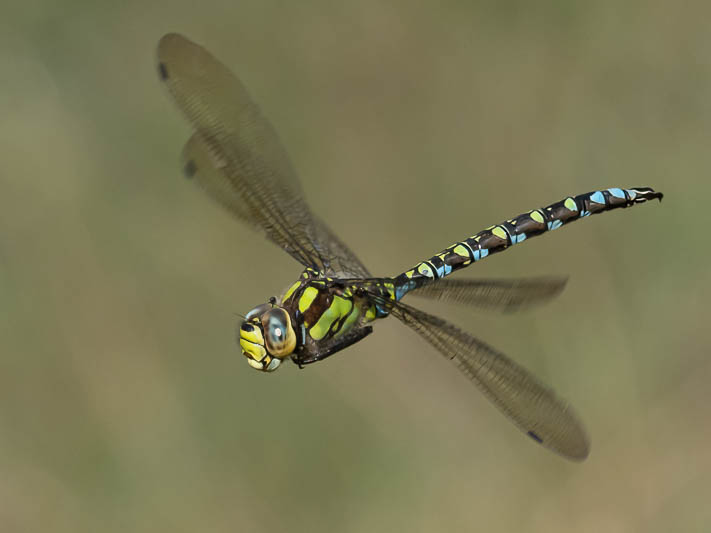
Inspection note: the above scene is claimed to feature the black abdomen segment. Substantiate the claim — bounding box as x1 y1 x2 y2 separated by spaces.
394 187 663 299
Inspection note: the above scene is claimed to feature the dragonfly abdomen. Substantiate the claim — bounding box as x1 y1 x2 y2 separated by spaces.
394 187 663 299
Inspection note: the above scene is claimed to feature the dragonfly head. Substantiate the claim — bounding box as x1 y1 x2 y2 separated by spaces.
238 301 297 372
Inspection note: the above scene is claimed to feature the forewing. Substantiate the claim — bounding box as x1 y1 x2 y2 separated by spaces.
158 33 370 278
371 295 590 461
410 276 568 312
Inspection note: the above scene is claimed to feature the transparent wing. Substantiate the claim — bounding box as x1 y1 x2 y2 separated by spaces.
158 33 370 278
410 276 568 312
370 294 590 461
181 133 255 227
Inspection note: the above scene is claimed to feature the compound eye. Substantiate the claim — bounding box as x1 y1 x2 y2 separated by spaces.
261 308 296 357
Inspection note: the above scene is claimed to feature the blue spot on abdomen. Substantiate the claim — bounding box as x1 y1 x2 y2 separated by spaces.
590 191 605 204
607 187 625 199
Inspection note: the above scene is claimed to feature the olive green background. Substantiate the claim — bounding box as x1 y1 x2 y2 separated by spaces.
1 1 709 531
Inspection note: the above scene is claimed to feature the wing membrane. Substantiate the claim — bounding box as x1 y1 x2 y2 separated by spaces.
370 294 590 460
410 276 568 312
158 33 370 278
181 133 256 227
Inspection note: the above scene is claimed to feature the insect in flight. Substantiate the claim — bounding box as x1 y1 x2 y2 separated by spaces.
157 33 663 461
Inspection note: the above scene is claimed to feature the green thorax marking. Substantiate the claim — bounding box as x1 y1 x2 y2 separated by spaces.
280 269 395 345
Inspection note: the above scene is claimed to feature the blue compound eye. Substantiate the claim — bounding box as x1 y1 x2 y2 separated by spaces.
268 320 284 341
261 308 296 357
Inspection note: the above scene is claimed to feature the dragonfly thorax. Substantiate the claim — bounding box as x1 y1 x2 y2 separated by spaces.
238 303 297 372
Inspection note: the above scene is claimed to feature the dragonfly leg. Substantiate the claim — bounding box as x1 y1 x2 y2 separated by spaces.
292 326 373 368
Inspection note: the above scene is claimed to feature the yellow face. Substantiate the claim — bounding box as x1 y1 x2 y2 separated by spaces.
238 304 297 372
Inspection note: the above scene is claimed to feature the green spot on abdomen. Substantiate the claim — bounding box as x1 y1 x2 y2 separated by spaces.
564 197 578 211
453 244 471 258
492 226 508 240
530 210 545 224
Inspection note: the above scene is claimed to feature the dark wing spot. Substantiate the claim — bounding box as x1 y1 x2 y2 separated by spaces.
183 159 197 178
527 430 543 444
158 62 169 80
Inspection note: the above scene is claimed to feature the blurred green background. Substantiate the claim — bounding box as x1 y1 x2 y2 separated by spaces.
1 1 709 531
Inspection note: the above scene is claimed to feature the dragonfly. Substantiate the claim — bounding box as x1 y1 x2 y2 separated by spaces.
157 33 663 461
